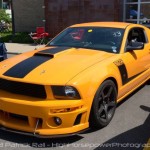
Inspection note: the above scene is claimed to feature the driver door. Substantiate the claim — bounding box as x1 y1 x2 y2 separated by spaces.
120 27 150 94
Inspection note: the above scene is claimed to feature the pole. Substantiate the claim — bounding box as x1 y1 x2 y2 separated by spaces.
10 0 15 36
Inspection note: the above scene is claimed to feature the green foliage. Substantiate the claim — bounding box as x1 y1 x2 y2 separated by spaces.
0 31 12 42
0 9 11 23
0 32 33 43
0 31 50 44
12 32 33 43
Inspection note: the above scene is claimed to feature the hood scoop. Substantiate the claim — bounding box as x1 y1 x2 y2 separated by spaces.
33 46 70 58
36 46 70 55
34 52 54 58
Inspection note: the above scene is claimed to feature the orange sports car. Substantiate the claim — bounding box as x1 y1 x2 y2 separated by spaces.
0 22 150 137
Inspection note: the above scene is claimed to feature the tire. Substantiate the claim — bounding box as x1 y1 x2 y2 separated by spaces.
146 80 150 85
89 80 117 129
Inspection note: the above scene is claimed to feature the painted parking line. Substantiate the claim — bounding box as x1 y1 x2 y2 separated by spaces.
144 138 150 150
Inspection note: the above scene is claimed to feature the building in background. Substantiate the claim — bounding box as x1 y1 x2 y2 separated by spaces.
0 0 11 18
12 0 123 37
123 0 150 26
12 0 45 33
0 0 10 9
11 0 150 37
44 0 123 37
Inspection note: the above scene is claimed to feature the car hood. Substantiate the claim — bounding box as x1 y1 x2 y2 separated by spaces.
0 46 114 85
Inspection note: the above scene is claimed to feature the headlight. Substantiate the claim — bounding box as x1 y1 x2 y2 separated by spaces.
51 86 81 99
65 86 76 97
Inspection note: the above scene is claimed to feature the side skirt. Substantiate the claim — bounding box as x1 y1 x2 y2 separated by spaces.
117 76 149 103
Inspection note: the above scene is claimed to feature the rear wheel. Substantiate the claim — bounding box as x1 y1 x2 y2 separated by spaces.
90 80 117 128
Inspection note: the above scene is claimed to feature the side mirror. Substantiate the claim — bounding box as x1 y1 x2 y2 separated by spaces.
126 41 144 51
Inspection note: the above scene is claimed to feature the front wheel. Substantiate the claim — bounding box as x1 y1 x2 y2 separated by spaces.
89 80 117 128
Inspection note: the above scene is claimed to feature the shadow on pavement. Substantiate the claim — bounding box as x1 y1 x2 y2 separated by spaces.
0 130 83 148
94 105 150 150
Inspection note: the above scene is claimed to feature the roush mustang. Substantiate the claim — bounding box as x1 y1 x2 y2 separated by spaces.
0 22 150 137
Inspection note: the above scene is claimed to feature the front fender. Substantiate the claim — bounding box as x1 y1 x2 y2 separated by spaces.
67 62 123 123
67 62 123 101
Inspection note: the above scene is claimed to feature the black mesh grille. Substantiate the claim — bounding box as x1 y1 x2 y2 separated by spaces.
0 78 46 99
9 113 28 122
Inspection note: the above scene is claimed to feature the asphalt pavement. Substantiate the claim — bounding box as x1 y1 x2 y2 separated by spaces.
0 43 150 150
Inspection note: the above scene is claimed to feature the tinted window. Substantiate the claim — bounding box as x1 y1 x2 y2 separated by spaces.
127 28 147 43
48 27 124 53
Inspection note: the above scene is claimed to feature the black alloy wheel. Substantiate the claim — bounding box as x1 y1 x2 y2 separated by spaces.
90 80 117 128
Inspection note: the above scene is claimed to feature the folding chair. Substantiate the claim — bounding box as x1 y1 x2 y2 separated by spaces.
0 42 7 62
29 27 49 45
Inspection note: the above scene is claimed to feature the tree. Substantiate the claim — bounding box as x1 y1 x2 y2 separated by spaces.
0 9 11 23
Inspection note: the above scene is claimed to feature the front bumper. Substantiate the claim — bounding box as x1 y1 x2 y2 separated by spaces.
0 125 88 138
0 90 89 136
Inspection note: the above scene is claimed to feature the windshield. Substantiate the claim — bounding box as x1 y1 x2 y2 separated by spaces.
48 27 124 53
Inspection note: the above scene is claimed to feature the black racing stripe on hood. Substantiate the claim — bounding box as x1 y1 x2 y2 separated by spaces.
3 55 51 78
39 47 70 54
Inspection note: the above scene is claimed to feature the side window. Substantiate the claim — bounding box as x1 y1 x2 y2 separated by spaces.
127 28 147 44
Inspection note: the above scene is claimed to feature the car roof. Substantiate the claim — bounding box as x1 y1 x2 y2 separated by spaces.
70 22 131 29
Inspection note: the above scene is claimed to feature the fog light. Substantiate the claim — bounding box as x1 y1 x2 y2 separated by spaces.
54 117 62 125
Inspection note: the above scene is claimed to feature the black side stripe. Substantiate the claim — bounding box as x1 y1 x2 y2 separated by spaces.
114 60 146 85
39 47 69 54
3 55 51 78
125 70 146 84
